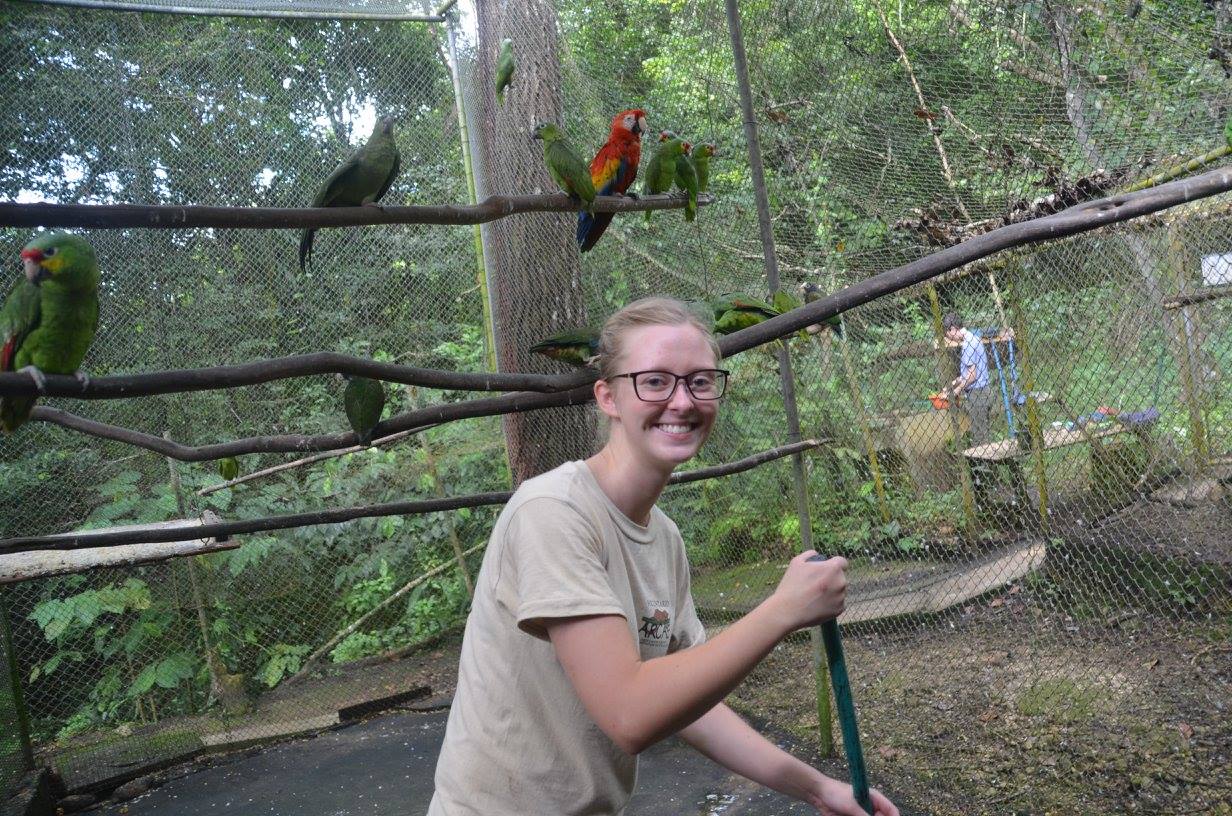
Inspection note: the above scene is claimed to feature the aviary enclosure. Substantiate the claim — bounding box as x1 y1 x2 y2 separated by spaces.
0 0 1229 813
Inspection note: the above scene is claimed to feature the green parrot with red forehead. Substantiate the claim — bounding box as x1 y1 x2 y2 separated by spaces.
1 233 100 433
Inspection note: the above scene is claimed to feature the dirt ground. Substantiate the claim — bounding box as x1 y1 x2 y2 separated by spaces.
328 577 1230 816
729 595 1231 816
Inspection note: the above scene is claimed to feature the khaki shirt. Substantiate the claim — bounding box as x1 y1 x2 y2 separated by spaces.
428 460 706 815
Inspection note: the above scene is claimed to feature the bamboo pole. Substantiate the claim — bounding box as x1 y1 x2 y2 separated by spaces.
444 17 498 375
725 0 826 754
927 286 977 533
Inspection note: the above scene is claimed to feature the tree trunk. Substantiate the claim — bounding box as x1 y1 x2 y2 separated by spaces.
474 0 593 485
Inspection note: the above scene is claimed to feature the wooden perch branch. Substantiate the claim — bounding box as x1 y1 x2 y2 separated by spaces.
10 168 1231 462
196 427 423 496
718 168 1232 357
0 351 591 399
1163 284 1232 310
29 383 594 460
0 193 714 231
0 440 822 556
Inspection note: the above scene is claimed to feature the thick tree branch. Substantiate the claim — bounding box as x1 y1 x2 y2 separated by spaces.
195 427 424 496
0 440 822 555
0 193 713 231
0 352 591 399
719 167 1232 356
29 383 594 459
10 169 1231 461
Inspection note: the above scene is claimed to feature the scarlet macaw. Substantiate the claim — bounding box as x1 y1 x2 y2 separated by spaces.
577 108 648 253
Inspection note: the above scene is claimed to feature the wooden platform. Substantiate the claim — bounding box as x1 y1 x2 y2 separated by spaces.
701 541 1046 628
838 540 1046 625
963 424 1127 462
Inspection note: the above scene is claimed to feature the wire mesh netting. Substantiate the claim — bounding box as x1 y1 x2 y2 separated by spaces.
23 0 445 20
0 0 1230 813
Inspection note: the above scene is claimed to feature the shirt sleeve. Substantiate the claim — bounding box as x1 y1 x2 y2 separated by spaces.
667 522 707 652
495 497 627 641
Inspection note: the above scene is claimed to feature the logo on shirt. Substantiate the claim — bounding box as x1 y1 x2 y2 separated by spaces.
638 608 672 645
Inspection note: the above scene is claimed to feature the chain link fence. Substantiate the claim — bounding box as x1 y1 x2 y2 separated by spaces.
1 0 1230 813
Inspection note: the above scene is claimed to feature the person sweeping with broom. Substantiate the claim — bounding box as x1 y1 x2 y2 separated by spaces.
428 297 898 816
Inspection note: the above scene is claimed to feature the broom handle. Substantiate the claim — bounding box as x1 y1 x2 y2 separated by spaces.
808 553 872 814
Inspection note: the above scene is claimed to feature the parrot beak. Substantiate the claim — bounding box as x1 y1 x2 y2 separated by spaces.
20 249 48 285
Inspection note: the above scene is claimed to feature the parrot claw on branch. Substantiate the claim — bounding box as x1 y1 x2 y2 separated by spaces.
17 365 47 393
73 370 91 391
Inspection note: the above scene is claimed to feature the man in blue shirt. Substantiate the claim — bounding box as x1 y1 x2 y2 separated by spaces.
942 312 993 446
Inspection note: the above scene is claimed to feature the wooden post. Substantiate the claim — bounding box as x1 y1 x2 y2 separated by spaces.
1008 288 1049 530
1166 223 1209 473
725 0 828 754
927 286 977 533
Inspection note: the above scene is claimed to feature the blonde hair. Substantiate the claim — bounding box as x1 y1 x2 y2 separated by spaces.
596 296 721 381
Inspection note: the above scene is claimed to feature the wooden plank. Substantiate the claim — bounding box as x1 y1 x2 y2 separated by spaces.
200 713 340 749
839 541 1046 624
0 513 237 584
963 424 1126 462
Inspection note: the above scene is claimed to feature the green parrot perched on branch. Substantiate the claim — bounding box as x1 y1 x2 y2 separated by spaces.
705 293 780 335
675 142 700 222
530 328 601 367
217 457 241 481
343 375 386 446
690 143 716 194
532 123 596 211
495 38 515 105
642 131 684 222
299 115 401 272
1 233 100 433
801 281 844 339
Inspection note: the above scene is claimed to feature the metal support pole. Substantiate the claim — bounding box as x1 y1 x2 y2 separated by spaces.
724 0 828 752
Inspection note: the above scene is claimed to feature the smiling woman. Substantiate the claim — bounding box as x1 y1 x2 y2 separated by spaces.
427 297 898 816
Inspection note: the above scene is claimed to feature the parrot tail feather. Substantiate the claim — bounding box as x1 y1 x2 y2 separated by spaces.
298 229 315 272
578 212 615 253
0 396 36 434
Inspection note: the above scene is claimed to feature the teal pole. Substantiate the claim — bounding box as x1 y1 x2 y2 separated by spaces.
808 554 871 814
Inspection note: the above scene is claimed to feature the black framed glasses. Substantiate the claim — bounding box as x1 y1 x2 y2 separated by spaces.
610 369 730 402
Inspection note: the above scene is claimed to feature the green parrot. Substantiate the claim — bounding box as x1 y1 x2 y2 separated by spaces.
532 123 596 211
707 293 780 335
1 233 100 434
343 375 386 446
691 143 716 194
495 38 515 105
801 281 844 338
530 328 601 367
642 131 684 222
675 142 700 223
771 290 812 341
217 457 240 481
299 115 401 272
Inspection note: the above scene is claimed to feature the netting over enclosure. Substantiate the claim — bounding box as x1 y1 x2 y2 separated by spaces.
1 0 1230 814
